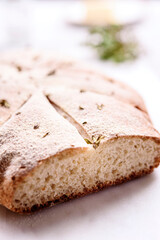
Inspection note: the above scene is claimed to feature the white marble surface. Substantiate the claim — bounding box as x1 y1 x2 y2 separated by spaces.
0 1 160 239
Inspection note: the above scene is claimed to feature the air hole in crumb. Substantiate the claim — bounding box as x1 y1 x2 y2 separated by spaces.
70 167 78 174
60 176 64 181
124 150 128 155
112 169 117 174
22 193 26 198
118 162 123 167
105 173 109 179
20 165 26 169
45 175 52 183
113 158 118 165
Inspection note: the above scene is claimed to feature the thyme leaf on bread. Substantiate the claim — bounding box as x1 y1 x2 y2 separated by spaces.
96 104 104 110
0 99 10 108
84 138 92 145
87 25 139 62
85 135 105 149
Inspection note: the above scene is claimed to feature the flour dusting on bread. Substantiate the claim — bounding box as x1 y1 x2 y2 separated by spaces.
0 50 159 213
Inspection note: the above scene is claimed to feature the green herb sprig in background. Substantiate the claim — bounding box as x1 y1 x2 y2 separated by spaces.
87 25 139 63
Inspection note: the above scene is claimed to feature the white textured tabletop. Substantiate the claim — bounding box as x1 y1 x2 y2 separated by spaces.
0 1 160 240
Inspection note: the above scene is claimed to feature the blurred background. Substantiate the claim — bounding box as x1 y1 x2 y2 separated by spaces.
0 0 160 127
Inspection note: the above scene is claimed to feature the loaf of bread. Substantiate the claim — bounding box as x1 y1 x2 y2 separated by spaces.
0 50 159 213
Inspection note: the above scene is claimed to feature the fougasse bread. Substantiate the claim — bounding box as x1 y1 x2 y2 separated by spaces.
0 49 159 213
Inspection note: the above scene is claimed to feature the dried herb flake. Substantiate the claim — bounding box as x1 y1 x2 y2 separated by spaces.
16 65 22 72
42 132 49 138
16 112 21 115
79 106 84 110
96 104 104 110
0 99 10 108
80 89 86 93
33 125 39 130
84 139 93 145
47 69 56 76
84 135 105 149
